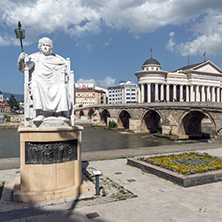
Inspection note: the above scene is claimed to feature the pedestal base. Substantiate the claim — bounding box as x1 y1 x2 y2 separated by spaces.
13 125 88 202
13 176 88 202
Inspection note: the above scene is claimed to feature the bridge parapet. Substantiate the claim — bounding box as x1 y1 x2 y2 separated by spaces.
75 102 222 111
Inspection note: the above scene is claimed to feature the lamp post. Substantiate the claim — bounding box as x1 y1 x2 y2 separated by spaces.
14 21 25 52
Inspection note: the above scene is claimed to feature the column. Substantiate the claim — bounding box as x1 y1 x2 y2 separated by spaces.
166 84 170 102
212 86 215 102
147 83 151 103
141 84 144 103
196 85 200 102
207 86 211 102
221 88 222 102
138 85 141 103
155 83 158 101
190 85 194 102
180 85 183 101
161 84 164 101
201 86 205 102
173 84 176 101
186 85 189 102
217 87 220 102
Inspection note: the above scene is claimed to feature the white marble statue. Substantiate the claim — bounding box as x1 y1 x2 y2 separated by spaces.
17 37 74 127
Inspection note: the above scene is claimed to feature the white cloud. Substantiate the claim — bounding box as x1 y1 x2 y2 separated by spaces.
97 76 116 88
166 37 176 52
76 76 115 88
86 43 95 52
104 37 112 47
0 36 12 46
166 11 222 56
1 0 222 56
169 32 175 37
76 78 96 85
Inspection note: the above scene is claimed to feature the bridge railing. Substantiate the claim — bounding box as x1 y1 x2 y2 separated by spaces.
75 102 222 111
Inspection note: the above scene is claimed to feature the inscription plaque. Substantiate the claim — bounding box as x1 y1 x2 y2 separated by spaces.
25 140 78 164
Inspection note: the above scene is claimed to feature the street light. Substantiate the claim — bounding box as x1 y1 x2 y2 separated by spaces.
14 21 25 52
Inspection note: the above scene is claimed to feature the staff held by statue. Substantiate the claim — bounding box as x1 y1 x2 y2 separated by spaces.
14 21 25 52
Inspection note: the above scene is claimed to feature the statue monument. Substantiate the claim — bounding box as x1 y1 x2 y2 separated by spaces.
13 37 88 202
17 37 74 127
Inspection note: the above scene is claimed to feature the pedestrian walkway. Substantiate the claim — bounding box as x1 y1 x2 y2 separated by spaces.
1 146 222 221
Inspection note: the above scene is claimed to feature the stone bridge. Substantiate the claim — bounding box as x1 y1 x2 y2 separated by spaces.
74 102 222 139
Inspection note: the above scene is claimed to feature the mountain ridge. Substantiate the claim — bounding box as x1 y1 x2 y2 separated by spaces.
3 92 24 102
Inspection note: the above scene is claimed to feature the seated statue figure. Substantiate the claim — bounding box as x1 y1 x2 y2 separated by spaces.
17 37 74 127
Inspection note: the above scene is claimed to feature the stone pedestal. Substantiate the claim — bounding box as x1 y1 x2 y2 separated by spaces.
13 125 88 202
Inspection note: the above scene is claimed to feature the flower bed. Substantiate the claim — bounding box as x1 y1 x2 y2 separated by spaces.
127 152 222 187
139 152 222 175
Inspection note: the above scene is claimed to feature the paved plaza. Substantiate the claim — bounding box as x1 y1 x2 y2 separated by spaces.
1 143 222 221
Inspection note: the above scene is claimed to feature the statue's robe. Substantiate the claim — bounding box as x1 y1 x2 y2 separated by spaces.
29 52 71 113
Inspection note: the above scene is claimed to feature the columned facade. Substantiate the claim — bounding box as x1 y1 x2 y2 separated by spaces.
135 58 222 103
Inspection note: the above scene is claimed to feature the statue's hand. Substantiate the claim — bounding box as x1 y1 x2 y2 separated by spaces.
18 52 28 61
17 52 30 72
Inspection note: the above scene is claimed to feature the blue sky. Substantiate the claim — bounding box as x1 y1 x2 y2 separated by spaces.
1 0 222 94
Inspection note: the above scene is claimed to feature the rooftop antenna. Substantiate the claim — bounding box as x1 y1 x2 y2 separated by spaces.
188 53 190 66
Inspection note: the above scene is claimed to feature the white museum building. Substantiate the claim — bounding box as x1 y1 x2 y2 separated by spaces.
135 57 222 103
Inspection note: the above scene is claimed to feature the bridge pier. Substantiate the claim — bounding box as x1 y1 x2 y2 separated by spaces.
129 119 142 132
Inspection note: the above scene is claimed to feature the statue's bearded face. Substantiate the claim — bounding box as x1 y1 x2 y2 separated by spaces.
40 42 52 56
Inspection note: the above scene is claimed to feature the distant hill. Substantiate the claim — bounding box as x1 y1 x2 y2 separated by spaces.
3 92 24 102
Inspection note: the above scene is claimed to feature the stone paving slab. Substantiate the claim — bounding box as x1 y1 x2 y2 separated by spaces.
1 146 222 221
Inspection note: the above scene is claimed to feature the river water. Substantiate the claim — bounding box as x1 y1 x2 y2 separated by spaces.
0 124 212 159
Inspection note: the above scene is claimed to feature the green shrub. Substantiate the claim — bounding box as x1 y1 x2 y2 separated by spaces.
109 120 117 128
4 115 11 122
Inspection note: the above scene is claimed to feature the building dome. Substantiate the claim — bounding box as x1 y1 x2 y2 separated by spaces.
143 58 160 66
142 57 161 70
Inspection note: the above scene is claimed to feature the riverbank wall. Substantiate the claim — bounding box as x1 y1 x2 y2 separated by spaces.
0 123 21 129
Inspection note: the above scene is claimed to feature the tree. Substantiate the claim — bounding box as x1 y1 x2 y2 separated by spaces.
8 95 19 111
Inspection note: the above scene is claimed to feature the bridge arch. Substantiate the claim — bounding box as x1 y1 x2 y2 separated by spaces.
179 109 216 138
88 108 95 119
118 110 131 129
141 109 162 133
100 109 110 125
79 110 85 117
